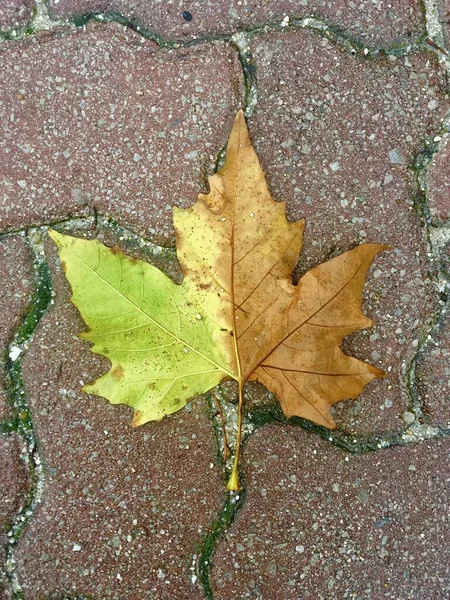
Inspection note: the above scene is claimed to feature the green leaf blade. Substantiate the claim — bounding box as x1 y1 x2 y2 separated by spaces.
49 230 235 426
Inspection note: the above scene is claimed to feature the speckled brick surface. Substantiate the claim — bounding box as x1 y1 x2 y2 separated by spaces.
0 434 30 598
212 425 450 600
0 0 32 31
247 29 449 435
417 309 450 428
14 239 225 600
0 22 243 243
441 0 450 47
0 236 34 420
427 133 450 222
47 0 425 47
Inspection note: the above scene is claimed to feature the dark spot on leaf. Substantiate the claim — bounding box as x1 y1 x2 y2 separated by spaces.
112 365 124 379
111 245 122 255
61 260 67 273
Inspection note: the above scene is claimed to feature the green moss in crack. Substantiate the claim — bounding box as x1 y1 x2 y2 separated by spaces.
197 491 246 600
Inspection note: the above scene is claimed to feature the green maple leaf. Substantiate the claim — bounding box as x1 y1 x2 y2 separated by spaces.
50 111 387 490
48 231 236 425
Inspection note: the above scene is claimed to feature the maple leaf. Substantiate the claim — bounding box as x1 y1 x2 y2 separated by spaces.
49 110 387 491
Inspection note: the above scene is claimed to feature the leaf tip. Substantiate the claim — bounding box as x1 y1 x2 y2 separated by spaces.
235 107 245 121
368 242 392 257
312 413 337 430
283 403 336 430
48 228 62 245
81 382 94 396
131 412 142 428
373 366 387 379
131 410 156 428
232 108 248 137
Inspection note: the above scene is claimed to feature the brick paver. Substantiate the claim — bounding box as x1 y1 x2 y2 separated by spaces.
0 22 243 243
0 434 30 598
0 0 32 31
0 236 34 420
212 425 450 600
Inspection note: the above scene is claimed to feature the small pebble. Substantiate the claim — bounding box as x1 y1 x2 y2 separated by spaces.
389 149 404 164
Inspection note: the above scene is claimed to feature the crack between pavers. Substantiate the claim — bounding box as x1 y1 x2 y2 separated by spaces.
186 391 243 600
248 407 450 451
195 383 450 596
0 6 438 64
0 213 179 254
0 0 64 39
423 0 450 74
0 419 19 434
4 230 52 600
231 32 257 118
403 107 450 434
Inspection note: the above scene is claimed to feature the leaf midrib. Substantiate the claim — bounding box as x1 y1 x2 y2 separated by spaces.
230 125 244 387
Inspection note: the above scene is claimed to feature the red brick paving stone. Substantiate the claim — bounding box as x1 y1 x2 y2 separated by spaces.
0 434 30 599
0 0 33 31
212 424 450 600
245 29 449 435
427 133 450 222
441 0 450 48
0 236 34 420
14 238 225 600
416 308 450 428
48 0 425 47
0 22 243 244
